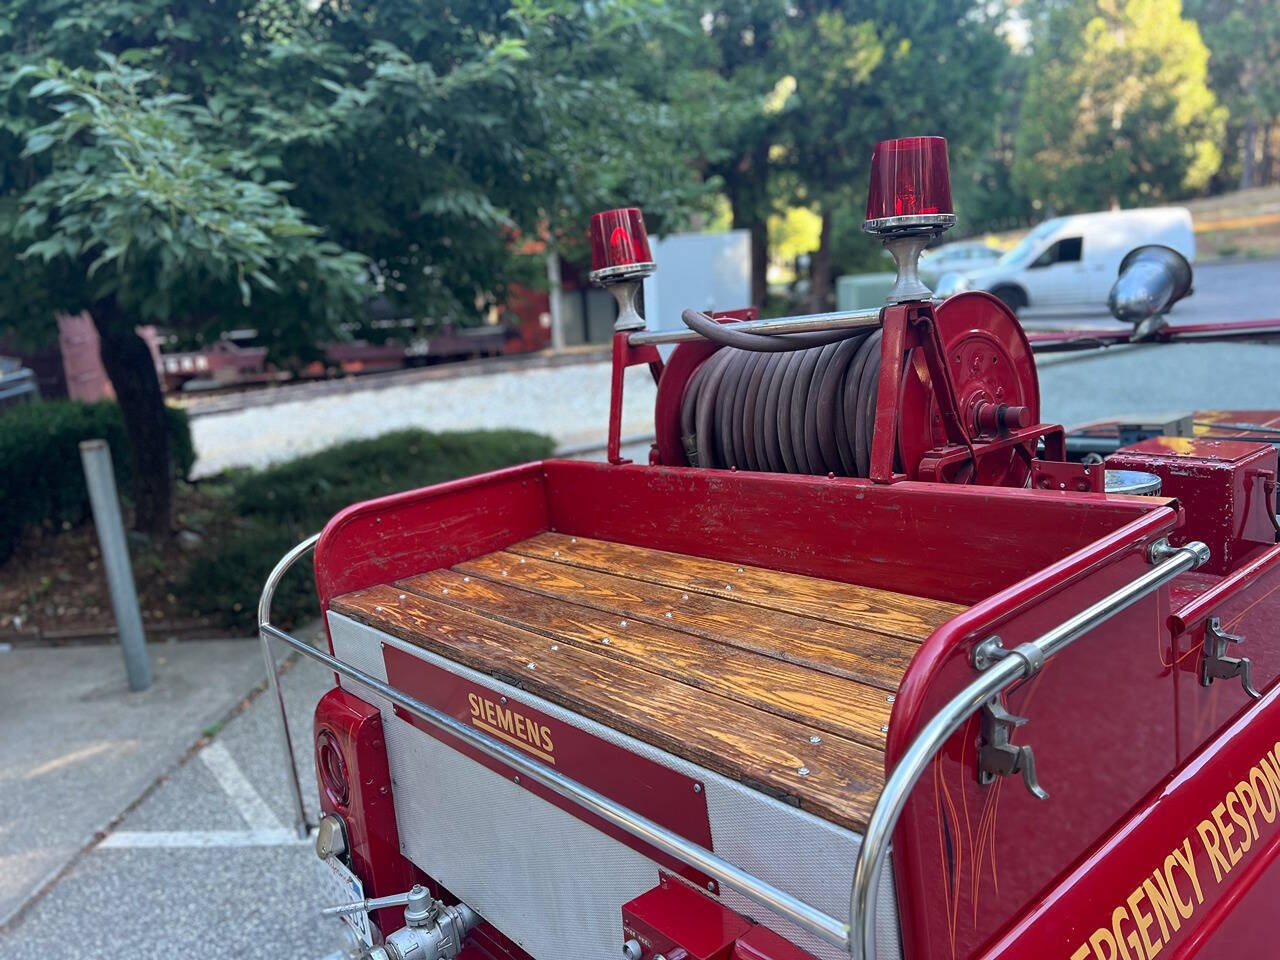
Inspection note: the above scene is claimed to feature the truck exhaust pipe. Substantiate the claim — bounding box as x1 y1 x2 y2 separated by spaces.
1108 244 1193 341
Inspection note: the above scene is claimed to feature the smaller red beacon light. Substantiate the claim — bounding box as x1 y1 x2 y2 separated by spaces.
588 207 656 283
864 136 955 233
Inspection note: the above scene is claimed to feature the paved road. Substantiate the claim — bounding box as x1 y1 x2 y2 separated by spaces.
1023 259 1280 428
0 640 344 959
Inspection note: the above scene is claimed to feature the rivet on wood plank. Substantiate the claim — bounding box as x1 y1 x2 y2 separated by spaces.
527 662 536 670
724 584 733 591
501 570 508 577
464 576 471 583
886 694 896 703
442 588 449 595
619 620 627 628
682 593 689 601
554 550 560 557
809 735 822 744
881 725 889 733
551 644 559 651
519 557 525 563
398 593 406 601
571 537 577 543
665 611 673 619
375 605 384 613
797 767 810 777
601 637 611 645
737 567 744 574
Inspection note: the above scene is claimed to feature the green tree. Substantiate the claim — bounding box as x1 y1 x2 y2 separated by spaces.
1014 0 1225 212
1 57 365 536
0 0 710 536
778 0 1009 309
1186 0 1280 189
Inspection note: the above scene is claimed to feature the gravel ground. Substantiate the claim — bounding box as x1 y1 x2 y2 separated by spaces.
191 361 658 478
189 260 1280 478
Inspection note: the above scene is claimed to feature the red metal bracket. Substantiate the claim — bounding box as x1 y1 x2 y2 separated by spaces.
612 308 757 466
1029 456 1106 493
608 331 664 465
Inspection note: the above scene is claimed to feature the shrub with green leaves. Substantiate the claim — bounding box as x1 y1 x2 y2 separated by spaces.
0 400 193 561
180 428 553 630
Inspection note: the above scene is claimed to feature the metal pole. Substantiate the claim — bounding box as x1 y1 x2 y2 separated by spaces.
258 533 320 840
79 439 151 692
546 249 566 354
627 306 882 346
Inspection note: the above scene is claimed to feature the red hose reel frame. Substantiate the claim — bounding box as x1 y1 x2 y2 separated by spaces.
608 293 1069 488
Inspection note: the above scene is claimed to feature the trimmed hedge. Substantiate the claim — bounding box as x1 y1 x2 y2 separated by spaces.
181 428 554 630
0 400 194 562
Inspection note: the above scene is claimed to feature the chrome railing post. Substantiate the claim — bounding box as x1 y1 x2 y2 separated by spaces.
257 532 322 840
847 539 1209 960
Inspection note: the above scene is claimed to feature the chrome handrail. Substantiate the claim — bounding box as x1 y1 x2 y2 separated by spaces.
257 536 852 948
627 306 882 346
259 534 1207 958
847 538 1209 960
259 532 322 840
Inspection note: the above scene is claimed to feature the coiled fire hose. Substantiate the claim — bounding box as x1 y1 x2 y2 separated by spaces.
679 308 885 476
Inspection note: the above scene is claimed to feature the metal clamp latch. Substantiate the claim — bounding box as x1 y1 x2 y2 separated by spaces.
977 696 1049 800
1201 617 1261 699
971 636 1049 800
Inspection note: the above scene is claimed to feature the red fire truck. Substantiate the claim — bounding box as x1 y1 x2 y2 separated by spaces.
258 137 1280 960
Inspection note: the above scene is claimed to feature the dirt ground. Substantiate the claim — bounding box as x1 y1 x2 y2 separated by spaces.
0 484 226 643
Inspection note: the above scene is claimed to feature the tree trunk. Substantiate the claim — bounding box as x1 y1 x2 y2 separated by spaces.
723 141 772 310
1261 121 1276 187
806 207 834 313
1241 115 1258 191
91 300 172 540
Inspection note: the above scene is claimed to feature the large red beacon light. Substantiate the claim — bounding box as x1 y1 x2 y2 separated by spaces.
863 135 957 303
864 135 955 230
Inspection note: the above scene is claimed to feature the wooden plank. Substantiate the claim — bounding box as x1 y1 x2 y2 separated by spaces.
399 568 893 749
453 551 916 689
509 533 963 642
331 583 883 831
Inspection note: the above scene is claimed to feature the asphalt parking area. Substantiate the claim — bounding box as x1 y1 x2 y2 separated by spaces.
0 650 347 959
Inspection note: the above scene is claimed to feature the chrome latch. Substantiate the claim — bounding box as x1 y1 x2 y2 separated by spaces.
971 636 1049 800
1201 617 1261 699
977 696 1049 800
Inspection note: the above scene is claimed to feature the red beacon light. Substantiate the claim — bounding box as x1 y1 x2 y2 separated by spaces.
588 207 656 284
587 206 656 332
863 136 957 303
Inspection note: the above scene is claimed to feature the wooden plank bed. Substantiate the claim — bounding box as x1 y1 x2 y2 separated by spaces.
329 532 965 833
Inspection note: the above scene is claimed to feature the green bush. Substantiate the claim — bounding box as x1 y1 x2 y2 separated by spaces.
0 400 194 562
181 428 553 630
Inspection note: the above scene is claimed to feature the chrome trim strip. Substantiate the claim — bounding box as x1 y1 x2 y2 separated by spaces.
627 308 882 346
847 539 1209 960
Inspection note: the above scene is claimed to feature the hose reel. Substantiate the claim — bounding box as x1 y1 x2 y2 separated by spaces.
653 292 1051 488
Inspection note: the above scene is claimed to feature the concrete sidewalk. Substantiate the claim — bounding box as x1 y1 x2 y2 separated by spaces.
0 638 280 928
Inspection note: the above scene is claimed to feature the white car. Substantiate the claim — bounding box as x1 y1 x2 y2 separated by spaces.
937 207 1195 313
917 240 1002 284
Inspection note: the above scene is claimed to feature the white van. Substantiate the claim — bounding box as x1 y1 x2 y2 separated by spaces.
937 207 1195 312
